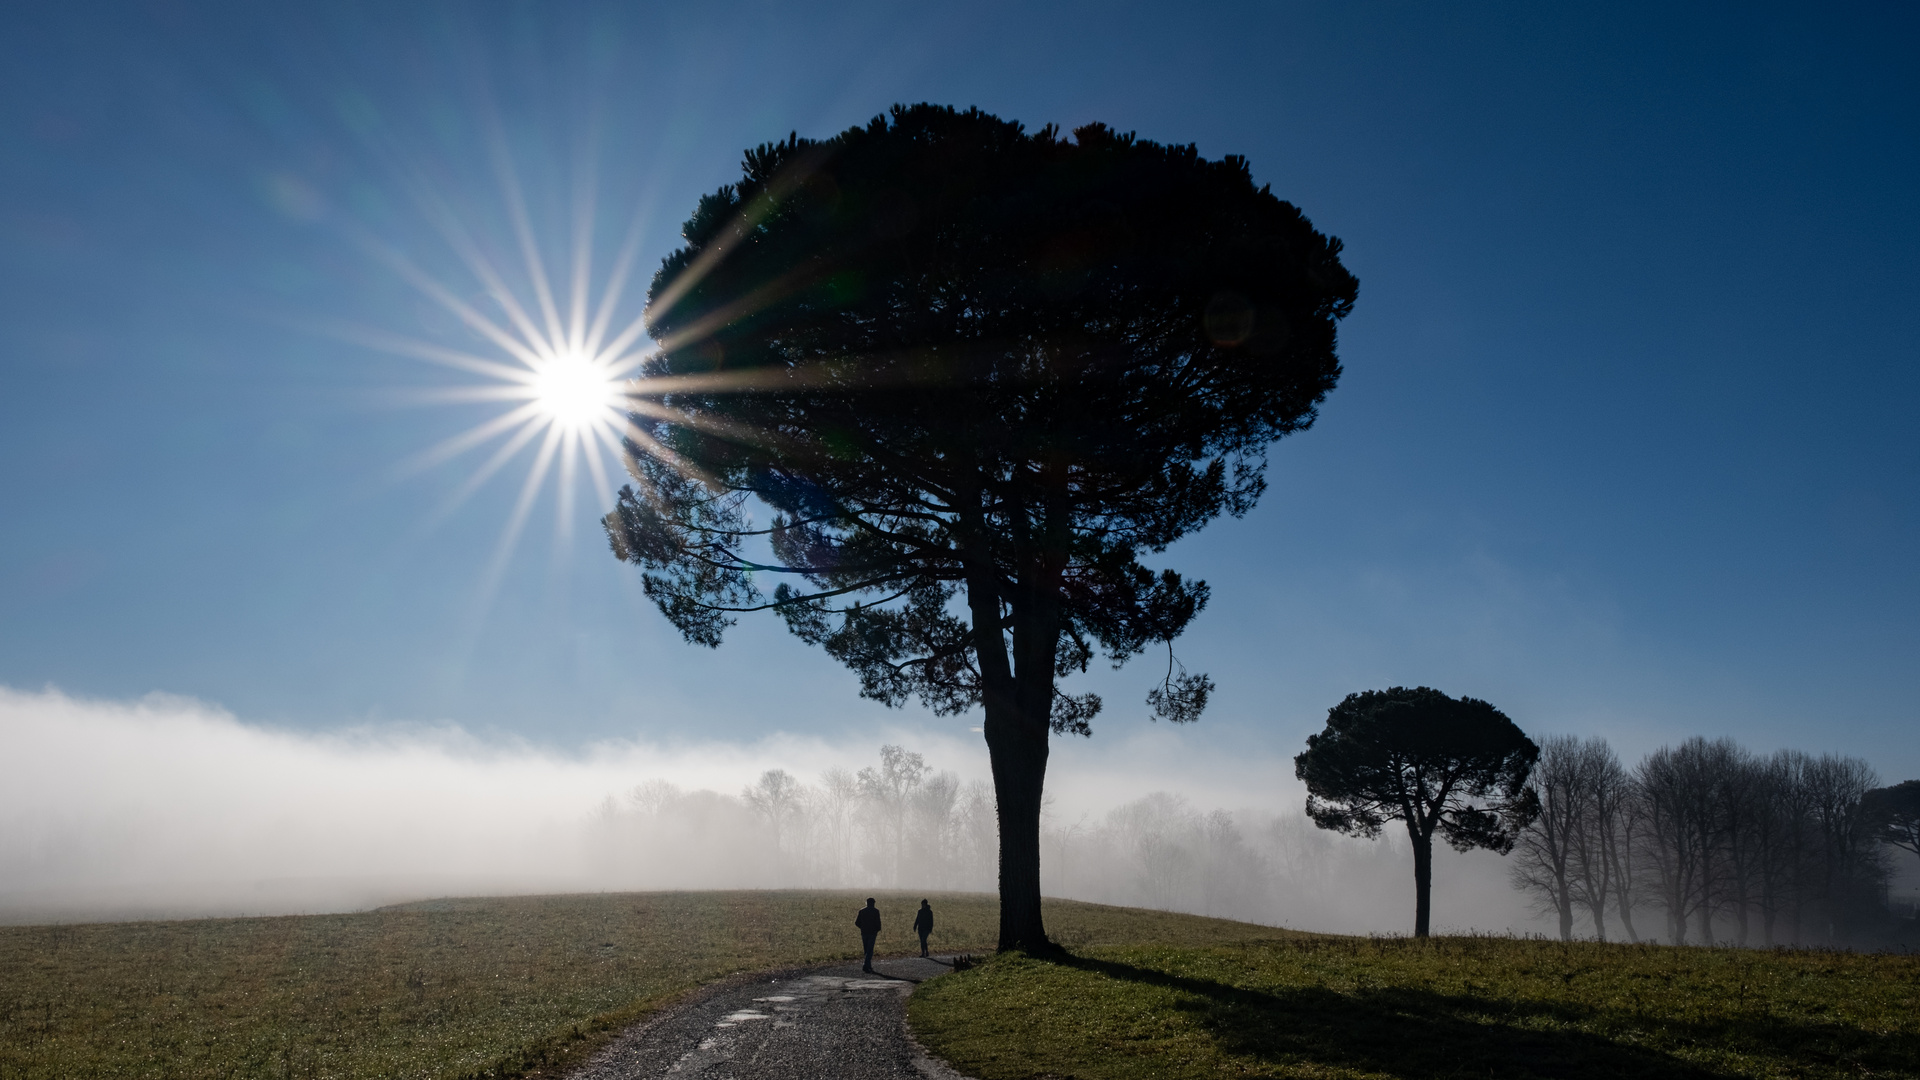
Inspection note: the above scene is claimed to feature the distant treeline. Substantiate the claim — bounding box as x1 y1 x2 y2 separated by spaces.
590 744 1454 933
1511 736 1903 946
585 738 1914 947
588 745 1339 923
592 745 1001 893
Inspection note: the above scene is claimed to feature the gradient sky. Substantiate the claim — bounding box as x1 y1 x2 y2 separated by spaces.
2 1 1914 784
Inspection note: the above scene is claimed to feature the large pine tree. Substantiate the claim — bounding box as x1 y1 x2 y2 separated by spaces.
606 104 1358 950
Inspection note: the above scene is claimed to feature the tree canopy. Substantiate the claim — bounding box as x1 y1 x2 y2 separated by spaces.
1294 686 1539 936
606 103 1358 949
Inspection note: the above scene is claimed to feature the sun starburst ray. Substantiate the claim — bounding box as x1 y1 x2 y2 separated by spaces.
401 176 554 361
592 308 654 372
478 422 566 598
623 397 800 456
394 401 550 480
385 385 538 407
373 139 773 593
357 234 548 370
488 131 569 352
647 266 815 358
586 201 656 358
334 326 536 384
603 351 652 379
567 161 597 355
556 425 581 540
581 420 619 511
420 411 552 520
642 151 823 322
616 420 715 488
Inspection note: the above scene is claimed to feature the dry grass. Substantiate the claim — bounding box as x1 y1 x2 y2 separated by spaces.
0 890 1273 1079
909 934 1920 1080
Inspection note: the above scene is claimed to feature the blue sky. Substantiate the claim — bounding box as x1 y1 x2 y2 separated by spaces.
2 1 1914 783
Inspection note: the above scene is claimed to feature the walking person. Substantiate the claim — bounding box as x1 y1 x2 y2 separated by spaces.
855 897 882 973
913 899 934 958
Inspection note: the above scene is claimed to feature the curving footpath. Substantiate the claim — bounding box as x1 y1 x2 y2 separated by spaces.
565 955 969 1080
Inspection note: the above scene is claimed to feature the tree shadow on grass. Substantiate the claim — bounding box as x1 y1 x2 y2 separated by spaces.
1055 954 1725 1079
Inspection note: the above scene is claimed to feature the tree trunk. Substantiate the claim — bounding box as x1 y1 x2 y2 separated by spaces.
1604 830 1638 942
986 714 1050 951
1410 823 1434 938
1586 875 1609 942
1552 852 1573 941
963 528 1058 953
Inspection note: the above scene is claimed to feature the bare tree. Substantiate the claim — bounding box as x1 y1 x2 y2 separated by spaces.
956 780 998 888
908 770 962 888
858 745 929 886
1747 752 1794 945
1711 744 1763 945
1198 809 1266 921
1507 734 1903 948
1511 735 1589 940
1565 738 1631 941
1803 753 1883 942
1771 750 1822 941
814 767 860 885
1109 792 1201 911
743 768 806 868
1637 741 1716 944
1598 762 1645 942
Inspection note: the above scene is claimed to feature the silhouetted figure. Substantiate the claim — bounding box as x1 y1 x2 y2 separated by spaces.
855 897 881 972
913 899 934 957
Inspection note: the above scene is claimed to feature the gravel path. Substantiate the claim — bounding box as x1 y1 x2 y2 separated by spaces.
565 955 970 1080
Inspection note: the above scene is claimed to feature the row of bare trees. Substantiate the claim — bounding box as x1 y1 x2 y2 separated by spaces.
734 745 999 890
590 745 996 892
1511 735 1892 946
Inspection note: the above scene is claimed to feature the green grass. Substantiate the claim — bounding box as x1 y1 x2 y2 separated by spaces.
0 890 1270 1080
908 935 1920 1079
17 891 1907 1080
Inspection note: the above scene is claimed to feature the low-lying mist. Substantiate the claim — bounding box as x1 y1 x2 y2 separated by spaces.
0 685 1536 934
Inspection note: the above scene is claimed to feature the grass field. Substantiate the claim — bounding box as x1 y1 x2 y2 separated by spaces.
0 890 1272 1080
908 935 1920 1080
10 892 1913 1080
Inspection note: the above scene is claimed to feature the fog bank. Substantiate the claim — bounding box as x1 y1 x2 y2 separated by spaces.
0 685 1536 934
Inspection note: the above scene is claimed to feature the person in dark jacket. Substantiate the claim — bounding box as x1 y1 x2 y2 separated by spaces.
855 898 882 972
913 899 934 957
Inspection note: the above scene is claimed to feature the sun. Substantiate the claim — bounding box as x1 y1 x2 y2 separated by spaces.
340 151 668 605
347 142 783 605
530 349 622 431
